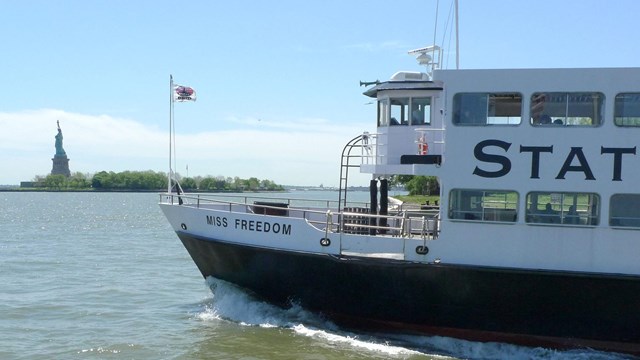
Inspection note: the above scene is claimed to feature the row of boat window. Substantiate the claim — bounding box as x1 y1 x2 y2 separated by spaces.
452 92 640 126
448 189 640 227
378 93 640 127
378 97 432 126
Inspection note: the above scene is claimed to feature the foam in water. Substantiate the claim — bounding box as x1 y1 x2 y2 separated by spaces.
292 325 433 358
197 277 334 330
384 334 634 360
196 277 634 360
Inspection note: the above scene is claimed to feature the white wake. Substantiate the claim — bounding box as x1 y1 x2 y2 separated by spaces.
194 277 632 360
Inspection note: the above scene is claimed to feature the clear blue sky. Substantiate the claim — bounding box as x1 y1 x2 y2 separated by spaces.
1 0 639 186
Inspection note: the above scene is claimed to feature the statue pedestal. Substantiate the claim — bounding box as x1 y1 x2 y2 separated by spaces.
51 155 71 177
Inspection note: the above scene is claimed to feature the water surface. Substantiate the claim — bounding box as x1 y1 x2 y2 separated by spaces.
0 191 630 359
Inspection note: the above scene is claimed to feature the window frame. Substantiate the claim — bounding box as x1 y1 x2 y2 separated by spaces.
378 96 433 127
525 191 600 226
410 97 432 126
610 193 640 228
530 92 604 127
377 99 389 127
449 188 519 223
452 92 523 126
614 93 640 127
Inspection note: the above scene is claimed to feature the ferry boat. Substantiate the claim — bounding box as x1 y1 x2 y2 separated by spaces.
159 45 640 354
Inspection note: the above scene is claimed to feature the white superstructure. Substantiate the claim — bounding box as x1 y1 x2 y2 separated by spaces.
360 67 640 275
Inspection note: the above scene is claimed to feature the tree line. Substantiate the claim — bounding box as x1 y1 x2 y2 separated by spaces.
30 171 432 195
32 171 284 192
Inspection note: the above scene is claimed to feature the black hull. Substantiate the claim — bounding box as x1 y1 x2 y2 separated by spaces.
178 232 640 354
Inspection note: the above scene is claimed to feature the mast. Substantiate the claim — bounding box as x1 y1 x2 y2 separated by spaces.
455 0 459 69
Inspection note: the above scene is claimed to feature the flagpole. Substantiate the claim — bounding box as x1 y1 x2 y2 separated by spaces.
168 74 173 193
167 78 195 196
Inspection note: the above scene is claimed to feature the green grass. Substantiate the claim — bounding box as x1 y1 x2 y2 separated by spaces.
393 195 440 205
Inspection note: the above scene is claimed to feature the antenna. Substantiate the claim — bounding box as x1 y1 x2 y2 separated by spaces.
409 0 459 74
455 0 459 69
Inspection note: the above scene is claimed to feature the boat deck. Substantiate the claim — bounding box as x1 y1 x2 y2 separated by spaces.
160 193 440 240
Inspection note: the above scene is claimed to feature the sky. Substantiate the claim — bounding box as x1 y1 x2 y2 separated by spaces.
1 0 639 186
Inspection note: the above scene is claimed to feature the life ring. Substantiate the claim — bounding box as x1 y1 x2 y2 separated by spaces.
418 140 429 155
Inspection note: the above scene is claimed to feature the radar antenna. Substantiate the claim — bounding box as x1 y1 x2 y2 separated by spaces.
408 0 459 76
408 45 442 78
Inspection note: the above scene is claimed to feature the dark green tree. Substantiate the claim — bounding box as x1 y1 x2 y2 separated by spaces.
180 177 197 190
44 174 66 190
394 175 440 196
67 172 90 188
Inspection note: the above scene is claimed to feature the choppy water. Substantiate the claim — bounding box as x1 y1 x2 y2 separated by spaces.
0 191 633 359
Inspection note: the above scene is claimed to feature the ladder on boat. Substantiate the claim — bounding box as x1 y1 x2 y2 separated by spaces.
338 133 371 212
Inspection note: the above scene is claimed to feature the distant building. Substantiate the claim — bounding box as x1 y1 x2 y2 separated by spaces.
20 181 43 188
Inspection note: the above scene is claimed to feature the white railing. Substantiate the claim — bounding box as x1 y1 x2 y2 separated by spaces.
160 193 440 240
359 132 381 165
358 129 446 167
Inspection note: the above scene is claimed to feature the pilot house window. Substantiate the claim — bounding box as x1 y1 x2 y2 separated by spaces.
390 98 409 125
453 93 522 125
378 97 432 126
530 92 603 126
411 97 431 125
377 99 389 126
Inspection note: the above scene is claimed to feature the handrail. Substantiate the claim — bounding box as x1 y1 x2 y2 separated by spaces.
160 192 371 209
160 193 440 240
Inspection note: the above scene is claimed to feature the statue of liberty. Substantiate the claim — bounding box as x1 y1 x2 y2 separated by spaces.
51 120 71 177
55 120 66 156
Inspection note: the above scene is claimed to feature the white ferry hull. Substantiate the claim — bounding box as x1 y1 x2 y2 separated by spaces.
161 202 640 355
160 64 640 356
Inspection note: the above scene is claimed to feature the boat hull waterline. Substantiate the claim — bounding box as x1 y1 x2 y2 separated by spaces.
177 230 640 355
